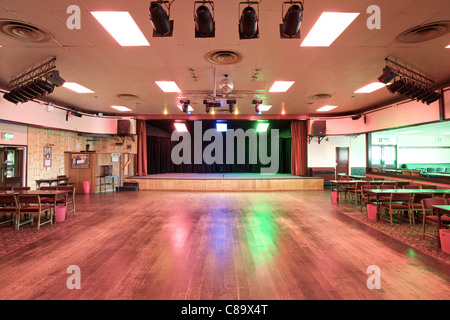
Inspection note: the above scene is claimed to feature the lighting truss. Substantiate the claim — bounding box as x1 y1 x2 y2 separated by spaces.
8 57 57 89
381 57 442 105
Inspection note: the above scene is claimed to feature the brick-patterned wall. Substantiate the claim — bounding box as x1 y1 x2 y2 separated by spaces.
27 127 136 189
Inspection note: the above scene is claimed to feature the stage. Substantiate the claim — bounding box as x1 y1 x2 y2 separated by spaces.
125 173 323 192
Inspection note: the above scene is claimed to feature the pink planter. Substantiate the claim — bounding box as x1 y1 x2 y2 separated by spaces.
55 206 67 223
367 204 378 220
440 229 450 254
331 191 339 204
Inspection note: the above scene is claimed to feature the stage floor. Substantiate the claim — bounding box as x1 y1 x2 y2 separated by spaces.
125 173 323 191
128 173 311 180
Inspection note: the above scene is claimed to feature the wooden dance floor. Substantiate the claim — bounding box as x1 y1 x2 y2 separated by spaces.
125 173 323 191
0 190 449 300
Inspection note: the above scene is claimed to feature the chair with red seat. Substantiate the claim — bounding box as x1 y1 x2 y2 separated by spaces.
380 192 412 225
12 186 30 191
0 194 18 227
56 185 76 217
349 181 370 205
0 186 13 191
360 184 379 212
404 184 422 189
421 198 450 240
409 193 433 225
16 195 53 230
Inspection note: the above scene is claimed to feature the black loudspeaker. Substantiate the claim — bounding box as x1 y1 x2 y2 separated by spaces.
313 120 326 136
117 120 130 136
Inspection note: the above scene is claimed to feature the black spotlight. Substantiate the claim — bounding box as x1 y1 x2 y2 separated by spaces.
378 66 398 84
149 1 174 37
397 80 414 96
239 4 259 39
422 91 442 105
9 88 29 102
227 99 236 113
194 2 215 38
180 99 191 113
45 70 65 87
351 114 362 120
408 84 426 100
3 92 20 104
280 2 303 39
252 98 263 113
387 78 407 94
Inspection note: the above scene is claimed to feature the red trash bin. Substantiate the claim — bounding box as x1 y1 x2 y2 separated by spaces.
55 206 67 222
83 181 90 194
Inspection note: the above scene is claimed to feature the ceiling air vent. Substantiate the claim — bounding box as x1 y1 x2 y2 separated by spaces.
396 21 450 43
0 19 53 43
206 50 243 65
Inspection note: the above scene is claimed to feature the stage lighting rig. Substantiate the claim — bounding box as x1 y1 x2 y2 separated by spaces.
280 1 303 39
194 1 215 38
149 1 174 37
252 98 263 113
180 99 191 113
227 99 236 113
239 1 260 39
204 98 221 113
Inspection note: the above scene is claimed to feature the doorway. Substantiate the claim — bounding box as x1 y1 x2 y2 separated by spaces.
371 145 397 171
1 146 26 187
336 147 349 177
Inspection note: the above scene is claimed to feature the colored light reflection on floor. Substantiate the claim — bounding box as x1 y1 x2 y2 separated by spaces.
245 203 279 265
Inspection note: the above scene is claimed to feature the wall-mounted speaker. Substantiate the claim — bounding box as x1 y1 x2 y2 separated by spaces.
313 120 326 136
117 119 131 136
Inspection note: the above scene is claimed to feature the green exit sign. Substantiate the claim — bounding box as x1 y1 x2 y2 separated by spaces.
2 132 14 140
379 137 389 143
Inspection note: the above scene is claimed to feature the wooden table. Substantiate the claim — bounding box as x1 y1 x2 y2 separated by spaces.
99 175 119 193
36 177 70 189
431 205 450 248
329 180 398 203
2 189 69 209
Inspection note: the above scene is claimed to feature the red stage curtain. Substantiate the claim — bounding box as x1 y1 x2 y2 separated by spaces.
137 120 148 176
291 120 307 176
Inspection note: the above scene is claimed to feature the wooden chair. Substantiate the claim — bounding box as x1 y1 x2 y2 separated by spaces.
409 193 433 225
410 170 421 177
16 195 53 230
0 194 18 227
0 186 13 191
421 198 450 240
57 186 76 216
380 193 412 225
422 185 437 189
349 182 370 205
402 170 411 176
382 182 397 188
372 168 379 173
360 184 378 212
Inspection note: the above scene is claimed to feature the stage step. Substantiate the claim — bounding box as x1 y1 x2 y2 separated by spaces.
116 182 139 192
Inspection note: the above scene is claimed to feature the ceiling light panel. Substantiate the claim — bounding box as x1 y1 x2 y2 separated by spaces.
155 81 181 93
91 11 150 46
354 82 387 93
111 106 132 111
174 123 188 132
63 82 94 93
301 12 360 47
269 81 295 92
316 105 338 112
258 105 272 112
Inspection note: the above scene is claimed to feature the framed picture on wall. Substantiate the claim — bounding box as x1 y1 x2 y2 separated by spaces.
44 147 52 167
71 153 90 169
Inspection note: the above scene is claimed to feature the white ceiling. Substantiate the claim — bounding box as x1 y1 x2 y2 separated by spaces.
0 0 450 119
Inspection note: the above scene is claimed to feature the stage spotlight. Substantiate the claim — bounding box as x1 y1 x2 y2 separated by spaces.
351 114 362 120
3 92 20 104
180 99 191 113
408 84 426 100
45 70 65 87
387 78 407 94
378 66 398 84
422 91 441 105
227 99 236 113
239 4 259 39
194 2 215 38
396 80 414 96
280 2 303 39
9 88 29 102
149 1 174 37
252 98 263 113
70 111 83 118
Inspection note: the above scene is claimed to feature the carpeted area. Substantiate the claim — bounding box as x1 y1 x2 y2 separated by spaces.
337 201 450 265
0 211 95 257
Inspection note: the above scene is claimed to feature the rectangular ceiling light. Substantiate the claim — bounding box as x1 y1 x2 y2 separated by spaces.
301 12 360 47
111 106 132 112
316 105 338 112
269 81 295 92
354 82 387 93
446 44 450 48
256 122 269 132
174 123 188 132
258 105 272 112
63 82 94 93
91 11 150 46
216 123 228 132
155 81 181 93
